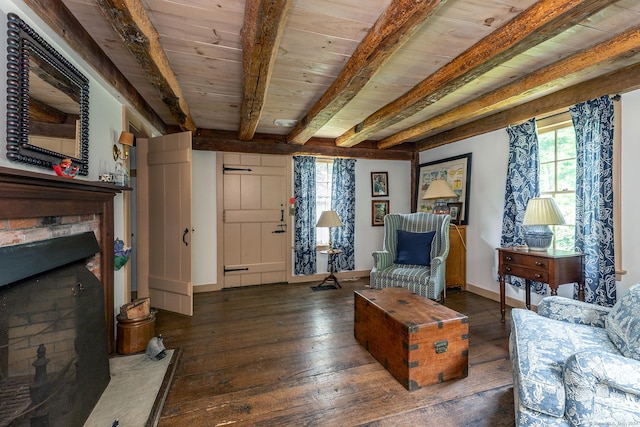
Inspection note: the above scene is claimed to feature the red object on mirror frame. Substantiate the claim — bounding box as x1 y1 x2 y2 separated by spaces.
53 158 79 178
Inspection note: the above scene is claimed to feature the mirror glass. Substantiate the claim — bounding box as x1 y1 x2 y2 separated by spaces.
6 13 89 175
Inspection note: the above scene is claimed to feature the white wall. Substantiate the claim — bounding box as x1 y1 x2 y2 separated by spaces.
192 151 218 286
620 89 640 295
344 158 411 272
421 89 640 306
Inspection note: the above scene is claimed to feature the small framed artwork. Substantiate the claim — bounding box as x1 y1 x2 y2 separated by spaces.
371 172 389 197
448 202 463 225
372 200 389 226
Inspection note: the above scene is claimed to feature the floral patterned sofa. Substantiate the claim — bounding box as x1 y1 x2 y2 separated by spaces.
509 283 640 426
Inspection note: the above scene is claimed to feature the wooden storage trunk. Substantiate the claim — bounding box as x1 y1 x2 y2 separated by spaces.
354 287 469 391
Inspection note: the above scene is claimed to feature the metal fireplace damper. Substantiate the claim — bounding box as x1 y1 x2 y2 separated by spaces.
0 232 110 427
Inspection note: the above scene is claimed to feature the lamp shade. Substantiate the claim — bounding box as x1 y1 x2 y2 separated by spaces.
118 131 134 146
316 210 343 228
523 197 565 225
422 180 457 200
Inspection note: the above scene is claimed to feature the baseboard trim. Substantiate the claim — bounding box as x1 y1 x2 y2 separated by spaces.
465 283 529 310
194 270 370 293
288 270 370 284
194 283 223 293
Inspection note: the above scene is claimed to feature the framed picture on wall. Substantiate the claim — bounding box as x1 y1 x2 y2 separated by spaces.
415 153 472 225
448 202 463 225
372 200 389 226
371 172 389 197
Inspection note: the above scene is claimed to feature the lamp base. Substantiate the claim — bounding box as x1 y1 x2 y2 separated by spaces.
523 225 553 251
432 200 449 214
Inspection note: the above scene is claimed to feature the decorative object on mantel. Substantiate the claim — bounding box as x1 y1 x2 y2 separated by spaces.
114 161 128 187
114 238 131 270
99 173 114 183
52 158 79 178
422 179 458 214
522 197 566 251
113 131 134 161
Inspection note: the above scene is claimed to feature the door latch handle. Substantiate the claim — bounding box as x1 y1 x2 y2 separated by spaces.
182 228 189 246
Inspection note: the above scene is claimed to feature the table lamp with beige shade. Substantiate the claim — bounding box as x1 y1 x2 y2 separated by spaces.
522 197 566 251
422 179 458 214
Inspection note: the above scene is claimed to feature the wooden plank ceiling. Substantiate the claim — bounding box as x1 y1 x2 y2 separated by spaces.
26 0 640 159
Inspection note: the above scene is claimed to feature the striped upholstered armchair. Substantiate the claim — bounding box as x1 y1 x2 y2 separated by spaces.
370 212 450 302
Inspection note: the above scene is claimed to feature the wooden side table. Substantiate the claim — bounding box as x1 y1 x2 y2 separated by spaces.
496 247 585 323
319 249 343 288
446 225 466 289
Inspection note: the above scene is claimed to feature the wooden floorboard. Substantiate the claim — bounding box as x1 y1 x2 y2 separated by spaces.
155 280 515 426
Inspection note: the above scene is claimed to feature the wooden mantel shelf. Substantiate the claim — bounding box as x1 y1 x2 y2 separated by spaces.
0 166 122 353
0 166 129 193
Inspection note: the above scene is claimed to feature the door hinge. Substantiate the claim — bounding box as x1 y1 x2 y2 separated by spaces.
223 166 252 173
224 267 249 275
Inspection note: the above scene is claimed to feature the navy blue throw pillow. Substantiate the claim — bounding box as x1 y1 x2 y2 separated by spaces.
395 230 436 266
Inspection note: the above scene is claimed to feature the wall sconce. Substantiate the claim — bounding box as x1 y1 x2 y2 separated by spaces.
113 131 134 161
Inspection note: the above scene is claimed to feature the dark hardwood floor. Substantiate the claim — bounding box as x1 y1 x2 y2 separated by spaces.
155 279 514 426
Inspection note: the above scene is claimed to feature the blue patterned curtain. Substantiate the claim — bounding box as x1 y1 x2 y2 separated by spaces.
500 118 544 292
570 96 616 306
330 158 356 271
293 156 317 275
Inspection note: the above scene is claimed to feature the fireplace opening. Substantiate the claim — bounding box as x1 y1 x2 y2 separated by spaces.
0 232 110 427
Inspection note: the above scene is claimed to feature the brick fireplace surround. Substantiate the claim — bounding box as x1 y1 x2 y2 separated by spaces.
0 166 122 352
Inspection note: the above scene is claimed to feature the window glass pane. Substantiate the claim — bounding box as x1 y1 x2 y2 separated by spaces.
557 159 576 192
553 225 574 251
539 163 555 193
537 115 576 251
316 161 333 245
553 193 575 225
557 127 576 160
538 132 555 163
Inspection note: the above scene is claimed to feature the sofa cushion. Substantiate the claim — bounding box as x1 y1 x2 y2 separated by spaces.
510 308 622 418
395 230 435 266
606 283 640 361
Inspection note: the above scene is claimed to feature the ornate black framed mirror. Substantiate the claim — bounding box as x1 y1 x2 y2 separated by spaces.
6 13 90 175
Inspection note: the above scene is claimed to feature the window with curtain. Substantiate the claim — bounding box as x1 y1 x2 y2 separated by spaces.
537 113 577 251
293 156 355 275
503 97 620 305
316 159 333 246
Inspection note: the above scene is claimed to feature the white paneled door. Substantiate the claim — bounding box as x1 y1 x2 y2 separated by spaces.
222 153 288 287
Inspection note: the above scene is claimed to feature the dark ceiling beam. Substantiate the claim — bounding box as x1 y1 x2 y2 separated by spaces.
335 0 619 148
22 0 167 134
96 0 195 132
379 24 640 148
239 0 292 141
286 0 446 145
28 97 73 124
29 54 80 104
189 129 414 161
415 61 640 151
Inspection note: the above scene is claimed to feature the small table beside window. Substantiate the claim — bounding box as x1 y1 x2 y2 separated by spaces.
319 249 343 288
496 247 585 323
